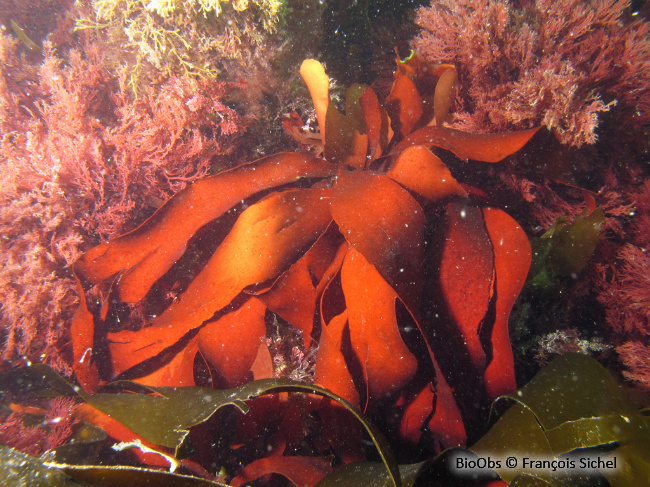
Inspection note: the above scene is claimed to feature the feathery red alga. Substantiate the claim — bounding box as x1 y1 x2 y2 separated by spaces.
412 0 650 147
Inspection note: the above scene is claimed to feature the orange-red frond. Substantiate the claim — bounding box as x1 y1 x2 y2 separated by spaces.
330 169 425 315
392 126 541 163
387 145 467 202
341 246 418 398
75 153 334 304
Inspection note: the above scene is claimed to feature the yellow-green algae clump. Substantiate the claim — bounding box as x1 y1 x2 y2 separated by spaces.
77 0 283 94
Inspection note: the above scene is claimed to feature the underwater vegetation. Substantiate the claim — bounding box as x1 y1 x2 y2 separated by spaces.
413 0 650 148
71 55 538 460
75 0 283 94
411 0 650 395
1 354 648 485
0 19 246 375
1 0 650 485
